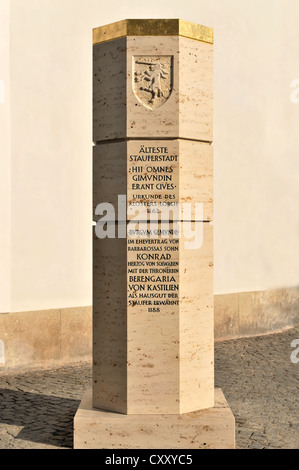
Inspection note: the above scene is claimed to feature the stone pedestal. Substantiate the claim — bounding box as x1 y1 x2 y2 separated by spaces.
74 19 235 449
74 388 235 449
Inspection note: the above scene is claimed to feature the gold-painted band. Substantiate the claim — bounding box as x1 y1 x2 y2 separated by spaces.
93 19 213 45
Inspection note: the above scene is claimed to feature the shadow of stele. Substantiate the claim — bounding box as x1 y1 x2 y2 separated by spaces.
0 388 80 448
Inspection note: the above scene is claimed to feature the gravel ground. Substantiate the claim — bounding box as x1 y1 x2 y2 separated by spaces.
0 328 298 449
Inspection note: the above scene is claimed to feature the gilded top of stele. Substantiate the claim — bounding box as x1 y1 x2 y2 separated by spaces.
93 19 213 45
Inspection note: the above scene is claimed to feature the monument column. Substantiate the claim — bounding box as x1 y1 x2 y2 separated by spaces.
74 19 235 449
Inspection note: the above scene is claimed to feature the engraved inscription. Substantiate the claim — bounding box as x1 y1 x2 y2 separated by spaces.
127 141 179 211
127 142 179 313
127 223 180 314
133 56 173 109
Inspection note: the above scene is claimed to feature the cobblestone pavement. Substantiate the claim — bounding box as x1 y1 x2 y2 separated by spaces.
0 328 298 449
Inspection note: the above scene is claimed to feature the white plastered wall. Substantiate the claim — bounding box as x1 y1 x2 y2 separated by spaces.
0 0 11 312
1 0 298 311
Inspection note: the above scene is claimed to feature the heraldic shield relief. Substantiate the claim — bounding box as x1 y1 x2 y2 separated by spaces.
133 55 173 109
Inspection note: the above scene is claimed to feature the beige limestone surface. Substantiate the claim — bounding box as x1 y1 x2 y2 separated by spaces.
93 36 213 142
74 387 234 449
93 234 127 413
93 139 213 221
93 222 213 414
179 222 214 413
93 37 127 142
92 22 215 417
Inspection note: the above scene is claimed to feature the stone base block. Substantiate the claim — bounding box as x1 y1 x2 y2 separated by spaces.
74 388 235 449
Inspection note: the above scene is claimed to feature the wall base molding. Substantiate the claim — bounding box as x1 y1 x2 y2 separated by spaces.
0 287 298 369
0 307 92 370
214 287 299 341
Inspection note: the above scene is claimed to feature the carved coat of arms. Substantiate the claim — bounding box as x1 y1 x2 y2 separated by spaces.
133 56 173 109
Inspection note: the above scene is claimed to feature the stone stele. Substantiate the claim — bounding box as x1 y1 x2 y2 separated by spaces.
74 18 235 449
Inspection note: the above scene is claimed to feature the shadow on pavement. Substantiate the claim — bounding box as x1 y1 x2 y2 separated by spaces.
0 388 80 448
